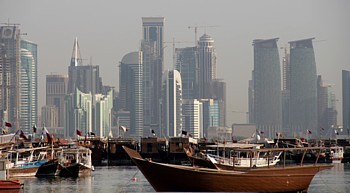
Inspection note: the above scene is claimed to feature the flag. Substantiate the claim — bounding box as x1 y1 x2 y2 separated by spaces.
189 133 193 137
19 130 28 140
5 122 12 127
119 125 128 132
335 130 339 135
42 127 53 143
76 129 82 136
151 129 156 136
32 124 37 133
89 132 96 136
259 130 264 134
181 130 187 136
321 127 324 131
307 130 312 134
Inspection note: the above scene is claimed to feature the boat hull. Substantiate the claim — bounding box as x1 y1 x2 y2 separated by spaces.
9 167 39 177
36 159 60 176
59 163 92 178
0 180 23 190
124 146 333 192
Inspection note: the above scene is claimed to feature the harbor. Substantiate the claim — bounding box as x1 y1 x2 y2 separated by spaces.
0 131 349 192
12 163 350 193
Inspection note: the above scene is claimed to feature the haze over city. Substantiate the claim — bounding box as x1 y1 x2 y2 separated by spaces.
1 0 349 125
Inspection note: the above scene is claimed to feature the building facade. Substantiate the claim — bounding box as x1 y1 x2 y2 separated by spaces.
0 25 21 130
160 70 182 137
252 38 282 138
141 17 164 133
19 39 38 133
119 51 143 137
182 99 203 139
46 74 68 127
197 34 216 99
289 38 317 136
175 46 198 100
343 70 350 132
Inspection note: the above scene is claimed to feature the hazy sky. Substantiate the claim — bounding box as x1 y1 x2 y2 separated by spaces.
1 0 349 125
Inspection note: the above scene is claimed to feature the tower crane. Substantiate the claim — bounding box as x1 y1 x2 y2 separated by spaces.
188 25 218 46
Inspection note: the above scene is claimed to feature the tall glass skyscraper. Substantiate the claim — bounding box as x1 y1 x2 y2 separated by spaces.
343 70 350 132
253 38 281 138
197 34 216 99
119 51 143 137
175 47 197 100
289 38 317 135
141 17 164 133
160 70 182 137
20 39 38 132
0 25 21 130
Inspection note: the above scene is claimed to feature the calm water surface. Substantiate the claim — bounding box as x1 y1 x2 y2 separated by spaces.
17 164 349 193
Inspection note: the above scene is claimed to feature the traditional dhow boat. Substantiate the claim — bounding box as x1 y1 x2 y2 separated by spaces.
6 147 49 177
58 147 93 177
123 146 333 192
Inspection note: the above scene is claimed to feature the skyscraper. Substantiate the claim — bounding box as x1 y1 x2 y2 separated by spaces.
182 99 203 139
289 38 317 135
19 39 38 132
0 25 21 130
253 38 282 137
46 74 68 127
141 17 164 133
119 51 143 137
67 38 102 95
197 34 216 99
160 70 182 137
175 46 198 99
343 70 350 132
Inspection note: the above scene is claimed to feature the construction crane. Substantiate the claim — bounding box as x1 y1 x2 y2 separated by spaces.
163 38 193 69
188 25 218 46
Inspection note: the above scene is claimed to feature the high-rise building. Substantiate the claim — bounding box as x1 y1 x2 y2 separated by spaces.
343 70 350 132
182 99 203 139
19 39 38 132
199 99 220 137
289 38 317 135
65 88 92 137
197 34 216 99
209 79 226 127
175 47 198 99
119 51 143 137
160 70 182 137
0 25 21 130
46 74 68 127
281 46 291 135
252 38 282 138
141 17 164 133
67 38 102 95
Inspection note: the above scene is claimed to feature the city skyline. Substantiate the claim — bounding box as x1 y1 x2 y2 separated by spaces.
1 0 349 125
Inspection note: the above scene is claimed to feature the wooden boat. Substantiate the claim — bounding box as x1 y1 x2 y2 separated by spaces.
123 146 333 192
0 180 23 190
6 147 49 177
329 146 344 163
58 147 93 177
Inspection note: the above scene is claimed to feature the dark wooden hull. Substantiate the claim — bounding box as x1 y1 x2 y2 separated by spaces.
59 163 92 178
36 159 59 176
123 146 333 192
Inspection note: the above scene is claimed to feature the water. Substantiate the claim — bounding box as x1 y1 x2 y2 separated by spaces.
15 164 350 193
